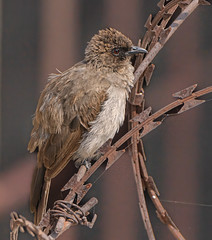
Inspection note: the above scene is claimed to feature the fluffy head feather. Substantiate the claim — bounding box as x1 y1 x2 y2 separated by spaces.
85 28 133 69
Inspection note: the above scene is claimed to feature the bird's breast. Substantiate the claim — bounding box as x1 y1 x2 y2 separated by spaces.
89 84 128 143
75 85 129 161
102 85 128 130
73 63 135 163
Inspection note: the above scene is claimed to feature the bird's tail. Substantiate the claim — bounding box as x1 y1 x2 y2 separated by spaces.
30 164 51 225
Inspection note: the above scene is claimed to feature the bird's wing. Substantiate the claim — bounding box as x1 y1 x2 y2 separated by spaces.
29 67 108 221
43 89 107 179
28 65 108 178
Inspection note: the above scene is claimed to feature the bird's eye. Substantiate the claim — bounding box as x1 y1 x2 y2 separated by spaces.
112 48 120 56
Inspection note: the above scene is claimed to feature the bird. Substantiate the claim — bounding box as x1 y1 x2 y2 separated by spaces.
28 27 147 225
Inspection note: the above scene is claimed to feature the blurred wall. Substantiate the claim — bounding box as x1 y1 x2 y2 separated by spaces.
0 1 212 240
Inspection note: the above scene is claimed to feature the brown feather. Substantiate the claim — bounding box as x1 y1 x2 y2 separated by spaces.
29 62 108 224
34 179 51 225
28 28 138 225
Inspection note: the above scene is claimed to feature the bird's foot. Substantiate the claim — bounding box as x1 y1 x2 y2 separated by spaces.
81 159 92 169
75 158 92 169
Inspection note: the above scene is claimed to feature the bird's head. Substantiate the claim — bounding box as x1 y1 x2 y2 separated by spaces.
85 28 147 69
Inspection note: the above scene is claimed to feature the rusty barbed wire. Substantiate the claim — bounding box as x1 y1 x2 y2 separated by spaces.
10 1 211 239
10 212 49 240
128 1 210 238
10 197 98 240
51 199 97 228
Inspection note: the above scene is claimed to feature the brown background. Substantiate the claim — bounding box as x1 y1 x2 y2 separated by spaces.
0 0 212 239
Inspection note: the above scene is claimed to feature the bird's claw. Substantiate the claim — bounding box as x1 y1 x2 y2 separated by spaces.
81 159 92 169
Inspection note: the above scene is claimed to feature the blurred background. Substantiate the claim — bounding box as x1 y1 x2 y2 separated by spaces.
0 0 212 239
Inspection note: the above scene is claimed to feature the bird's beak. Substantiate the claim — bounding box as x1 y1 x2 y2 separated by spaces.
126 46 148 56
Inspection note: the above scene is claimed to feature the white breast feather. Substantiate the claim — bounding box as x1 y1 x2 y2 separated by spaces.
76 85 128 160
